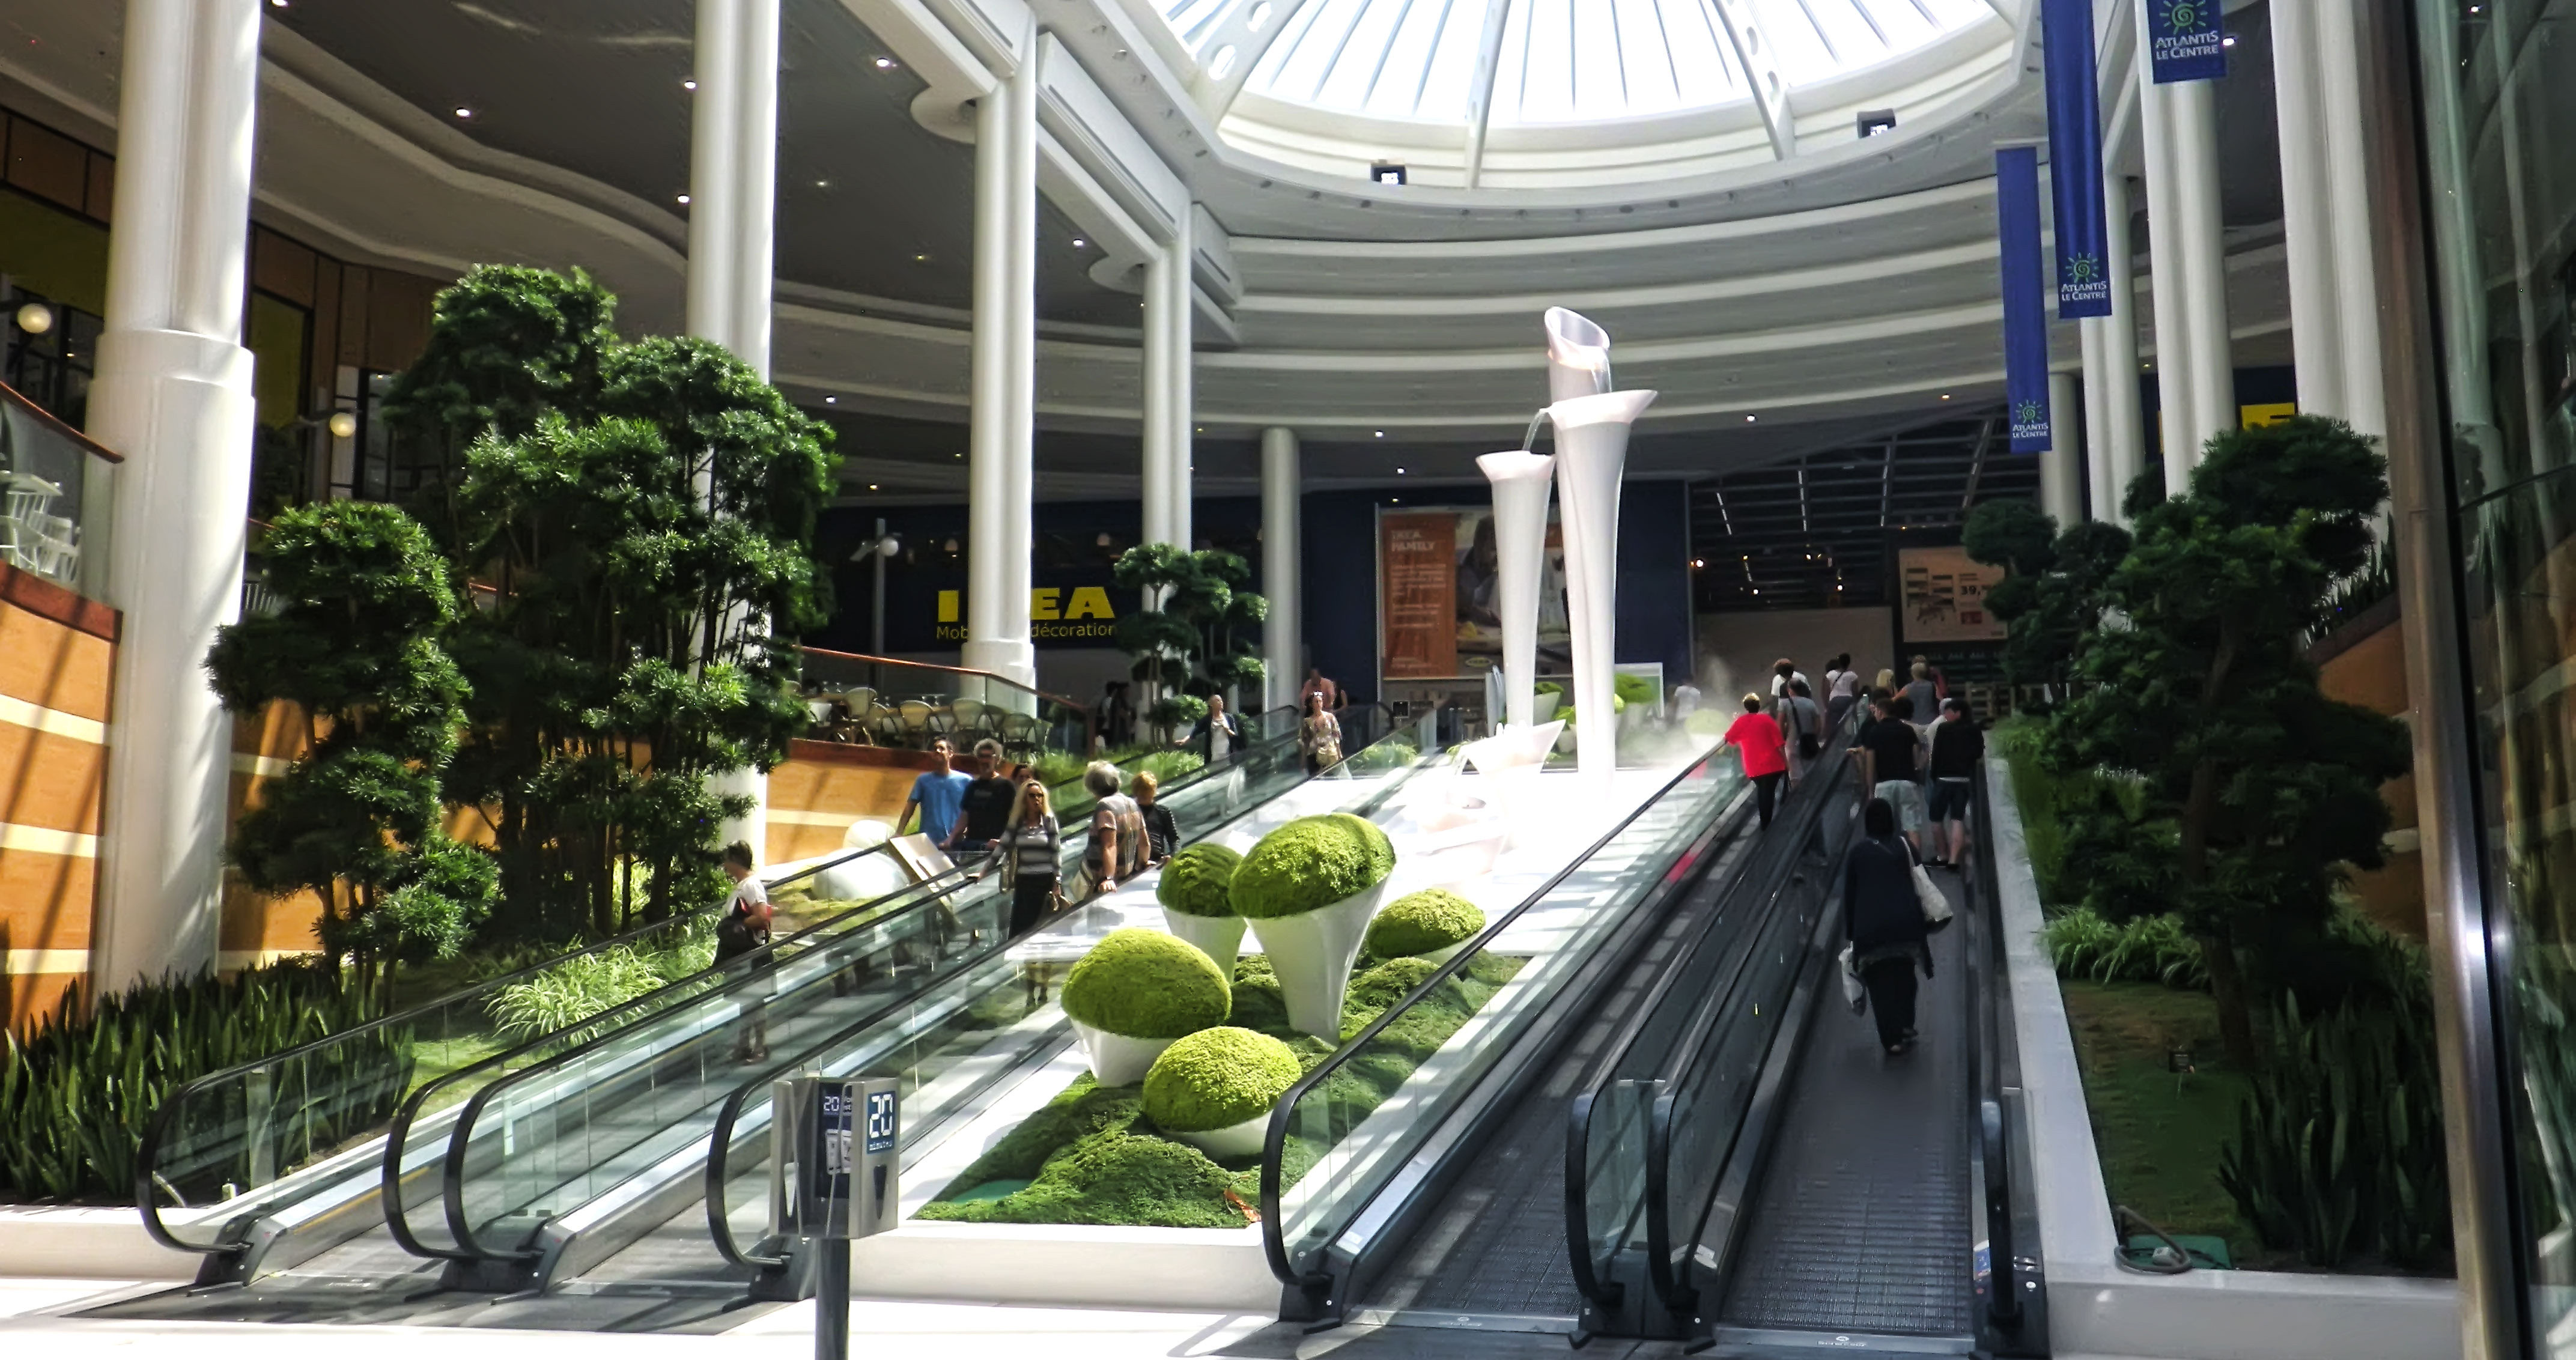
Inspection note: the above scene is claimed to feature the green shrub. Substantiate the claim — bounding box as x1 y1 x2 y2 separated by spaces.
1230 813 1396 920
1060 929 1232 1039
0 962 404 1204
487 946 672 1043
1031 750 1090 788
1365 889 1484 958
1345 956 1440 1024
1134 749 1206 786
1142 1027 1301 1132
1156 843 1243 918
2044 908 2208 990
1612 673 1657 707
1349 739 1421 771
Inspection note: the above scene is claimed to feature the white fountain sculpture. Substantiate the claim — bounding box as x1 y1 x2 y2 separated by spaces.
1474 449 1555 732
1540 308 1655 785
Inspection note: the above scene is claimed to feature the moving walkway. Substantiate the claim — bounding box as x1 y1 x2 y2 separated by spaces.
130 706 1382 1308
1257 738 2047 1358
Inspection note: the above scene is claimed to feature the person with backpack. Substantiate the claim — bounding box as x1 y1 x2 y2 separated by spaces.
715 841 773 1064
1776 678 1824 786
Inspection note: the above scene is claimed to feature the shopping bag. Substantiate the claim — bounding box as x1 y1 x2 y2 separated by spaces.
1839 944 1867 1013
1914 863 1954 928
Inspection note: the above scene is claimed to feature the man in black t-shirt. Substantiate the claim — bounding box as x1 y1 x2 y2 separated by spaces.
1926 697 1985 868
1858 695 1926 856
950 738 1021 867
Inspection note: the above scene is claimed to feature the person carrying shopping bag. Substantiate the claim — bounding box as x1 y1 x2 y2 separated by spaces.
1842 798 1934 1054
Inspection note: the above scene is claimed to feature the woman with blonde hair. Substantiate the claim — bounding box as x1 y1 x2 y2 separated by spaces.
998 781 1063 935
1132 770 1179 864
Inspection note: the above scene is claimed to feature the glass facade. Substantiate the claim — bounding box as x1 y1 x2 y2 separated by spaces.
2414 0 2576 1352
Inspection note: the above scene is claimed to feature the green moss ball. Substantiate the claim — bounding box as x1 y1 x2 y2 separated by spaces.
1364 888 1487 959
1060 929 1231 1039
1156 843 1244 918
1141 1027 1302 1133
1229 813 1396 920
1345 956 1441 1020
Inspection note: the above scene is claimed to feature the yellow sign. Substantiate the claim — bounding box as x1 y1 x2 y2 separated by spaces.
932 588 1119 643
2241 402 2297 428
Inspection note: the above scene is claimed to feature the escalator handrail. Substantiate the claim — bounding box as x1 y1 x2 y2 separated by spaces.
1260 742 1733 1291
398 722 1314 1264
694 709 1403 1270
1560 735 1849 1311
1638 742 1861 1312
1967 762 2022 1326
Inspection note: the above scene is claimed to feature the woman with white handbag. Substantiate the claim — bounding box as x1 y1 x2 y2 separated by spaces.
1842 797 1940 1054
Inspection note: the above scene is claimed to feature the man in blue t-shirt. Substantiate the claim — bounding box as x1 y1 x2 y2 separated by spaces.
901 736 973 848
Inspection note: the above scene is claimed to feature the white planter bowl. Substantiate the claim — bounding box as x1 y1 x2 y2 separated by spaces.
1162 910 1247 979
1533 692 1562 723
1248 879 1393 1040
1167 1112 1271 1160
1070 1020 1177 1087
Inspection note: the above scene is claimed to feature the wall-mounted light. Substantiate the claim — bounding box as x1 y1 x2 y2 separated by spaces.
1370 163 1407 186
326 411 359 440
13 302 53 335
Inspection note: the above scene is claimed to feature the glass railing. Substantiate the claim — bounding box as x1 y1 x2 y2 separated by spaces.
133 842 894 1259
1567 741 1862 1322
794 646 1096 757
0 375 115 595
420 719 1421 1269
1258 744 1746 1295
694 713 1436 1269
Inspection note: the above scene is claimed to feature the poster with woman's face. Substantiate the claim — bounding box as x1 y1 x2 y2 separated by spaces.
1381 505 1572 681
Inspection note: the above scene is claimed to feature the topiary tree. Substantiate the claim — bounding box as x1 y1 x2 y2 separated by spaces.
380 266 838 939
207 502 496 998
2044 416 2411 1069
1965 500 2132 698
1111 544 1269 738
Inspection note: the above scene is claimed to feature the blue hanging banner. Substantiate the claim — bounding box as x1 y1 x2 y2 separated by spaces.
2146 0 2225 83
1996 147 2052 454
2041 0 2112 319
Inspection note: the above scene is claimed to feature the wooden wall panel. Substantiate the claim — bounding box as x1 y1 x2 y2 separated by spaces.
0 591 114 720
2316 612 2422 939
0 723 105 834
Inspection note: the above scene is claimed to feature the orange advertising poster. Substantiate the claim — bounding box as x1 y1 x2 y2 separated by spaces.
1381 511 1459 679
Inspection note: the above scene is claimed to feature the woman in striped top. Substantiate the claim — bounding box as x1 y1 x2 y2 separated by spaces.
1002 780 1063 937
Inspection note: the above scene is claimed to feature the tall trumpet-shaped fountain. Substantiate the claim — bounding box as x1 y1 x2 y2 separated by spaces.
1475 449 1554 730
1542 308 1655 784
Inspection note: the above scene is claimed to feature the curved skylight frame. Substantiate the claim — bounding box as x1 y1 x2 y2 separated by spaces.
1159 0 1996 129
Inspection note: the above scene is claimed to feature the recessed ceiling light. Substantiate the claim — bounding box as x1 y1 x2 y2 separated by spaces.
1939 393 1952 400
454 106 473 119
816 179 830 188
1072 237 1087 247
869 483 878 491
268 0 288 8
1396 467 1406 474
874 56 898 69
1745 414 1757 422
676 193 691 204
915 254 929 262
683 79 697 90
1373 430 1385 438
824 395 837 404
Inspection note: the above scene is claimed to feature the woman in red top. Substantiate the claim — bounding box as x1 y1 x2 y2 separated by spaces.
1722 693 1791 828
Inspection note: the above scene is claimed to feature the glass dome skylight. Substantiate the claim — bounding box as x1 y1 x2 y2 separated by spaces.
1159 0 1993 127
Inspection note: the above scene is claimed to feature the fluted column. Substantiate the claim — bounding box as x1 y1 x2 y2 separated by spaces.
85 0 264 992
1143 217 1196 550
2044 371 2083 526
962 35 1039 686
1261 427 1301 712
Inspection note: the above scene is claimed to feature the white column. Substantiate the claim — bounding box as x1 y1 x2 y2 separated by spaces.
962 40 1039 686
2313 0 2385 437
2169 79 2236 458
2134 53 2196 497
1260 427 1301 713
1141 217 1195 550
85 0 263 992
2269 0 2345 420
2044 370 2083 527
690 0 780 860
2085 176 2148 524
1168 213 1194 551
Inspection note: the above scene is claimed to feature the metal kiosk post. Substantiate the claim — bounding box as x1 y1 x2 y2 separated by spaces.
776 1075 899 1360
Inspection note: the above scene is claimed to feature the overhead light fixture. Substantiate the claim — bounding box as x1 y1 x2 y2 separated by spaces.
1096 532 1114 547
915 254 929 262
454 106 473 119
874 56 898 69
13 302 53 335
676 193 691 204
869 483 879 491
268 0 288 7
943 538 960 553
824 395 837 404
1072 237 1087 247
1939 393 1952 400
1857 109 1897 139
1744 414 1757 423
1370 163 1408 186
816 178 830 188
683 79 697 90
1373 430 1385 438
326 411 358 440
1690 558 1704 569
1396 467 1406 475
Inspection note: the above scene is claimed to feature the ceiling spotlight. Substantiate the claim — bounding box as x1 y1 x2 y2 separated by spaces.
816 179 830 188
824 395 837 404
268 0 288 7
869 483 879 491
1373 430 1385 438
454 106 473 119
1690 558 1704 569
873 56 898 69
326 411 359 440
676 193 691 204
1072 237 1087 247
914 253 929 262
1939 393 1952 400
13 302 53 335
1396 467 1406 475
683 79 697 90
1744 414 1757 423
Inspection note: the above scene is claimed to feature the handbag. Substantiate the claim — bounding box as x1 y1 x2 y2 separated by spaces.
715 908 768 959
1913 861 1954 927
1839 944 1867 1013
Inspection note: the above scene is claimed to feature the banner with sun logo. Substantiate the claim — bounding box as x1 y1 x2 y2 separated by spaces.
2041 0 2112 320
1996 146 2053 455
2146 0 2226 83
